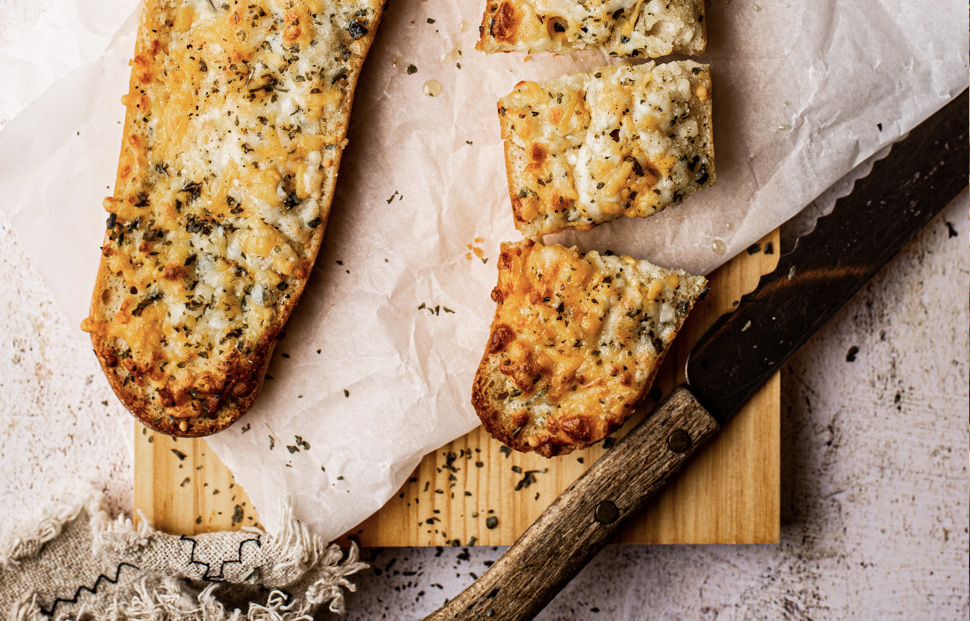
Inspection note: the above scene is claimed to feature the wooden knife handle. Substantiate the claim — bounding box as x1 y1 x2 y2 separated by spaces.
425 387 720 621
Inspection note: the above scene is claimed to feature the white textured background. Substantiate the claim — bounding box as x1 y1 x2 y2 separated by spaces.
0 2 967 619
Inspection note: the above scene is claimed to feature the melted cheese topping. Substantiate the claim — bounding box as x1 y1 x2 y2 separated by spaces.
499 61 714 238
484 240 706 451
82 0 379 419
477 0 705 58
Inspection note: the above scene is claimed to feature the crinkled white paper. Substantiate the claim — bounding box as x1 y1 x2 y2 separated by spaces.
0 0 966 540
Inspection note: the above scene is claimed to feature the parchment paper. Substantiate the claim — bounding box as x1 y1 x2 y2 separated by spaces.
0 0 966 540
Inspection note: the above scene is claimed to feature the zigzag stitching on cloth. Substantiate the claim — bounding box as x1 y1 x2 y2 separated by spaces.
40 561 140 617
179 535 210 580
179 534 263 581
212 536 262 581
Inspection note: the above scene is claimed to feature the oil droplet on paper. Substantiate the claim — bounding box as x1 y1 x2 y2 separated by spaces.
459 20 471 33
725 222 735 231
712 239 726 256
423 79 443 97
441 46 462 64
393 56 418 75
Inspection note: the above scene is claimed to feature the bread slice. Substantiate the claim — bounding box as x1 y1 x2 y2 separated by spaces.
80 0 383 436
498 60 715 239
477 0 706 58
472 240 707 457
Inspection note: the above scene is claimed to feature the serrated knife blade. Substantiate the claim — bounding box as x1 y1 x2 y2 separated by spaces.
428 88 969 621
687 88 970 425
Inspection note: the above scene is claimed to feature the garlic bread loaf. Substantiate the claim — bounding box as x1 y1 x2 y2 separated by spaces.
498 60 715 239
81 0 383 436
472 240 707 457
477 0 706 58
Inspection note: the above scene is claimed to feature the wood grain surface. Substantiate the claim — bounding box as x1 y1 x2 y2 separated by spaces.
133 425 261 534
426 388 722 621
134 231 780 544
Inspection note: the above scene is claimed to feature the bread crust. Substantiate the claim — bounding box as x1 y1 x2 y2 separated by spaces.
90 319 277 437
472 241 707 457
83 0 384 436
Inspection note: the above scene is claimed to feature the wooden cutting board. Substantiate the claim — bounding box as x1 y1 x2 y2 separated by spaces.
135 231 780 545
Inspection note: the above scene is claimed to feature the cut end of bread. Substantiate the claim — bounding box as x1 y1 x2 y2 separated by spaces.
472 240 707 457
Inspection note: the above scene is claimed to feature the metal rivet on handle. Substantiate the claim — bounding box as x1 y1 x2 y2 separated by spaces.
667 429 692 453
594 500 619 524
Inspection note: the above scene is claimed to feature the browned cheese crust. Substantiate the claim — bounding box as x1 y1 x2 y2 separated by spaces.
498 61 715 239
477 0 706 58
81 0 384 436
472 240 707 457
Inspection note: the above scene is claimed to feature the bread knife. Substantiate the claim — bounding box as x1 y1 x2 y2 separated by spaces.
426 88 969 621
